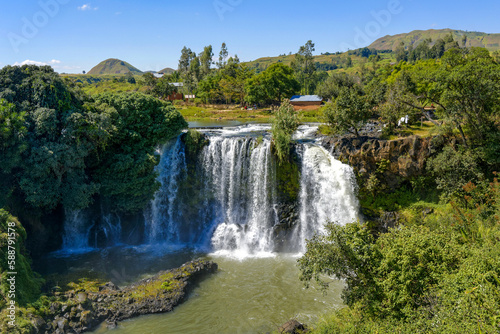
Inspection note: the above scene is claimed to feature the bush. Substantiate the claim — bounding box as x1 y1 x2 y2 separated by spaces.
427 145 485 201
0 210 43 308
271 100 299 163
302 179 500 333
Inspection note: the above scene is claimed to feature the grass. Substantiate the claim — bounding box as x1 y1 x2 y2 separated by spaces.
81 81 145 95
178 105 273 122
394 121 437 138
128 272 183 301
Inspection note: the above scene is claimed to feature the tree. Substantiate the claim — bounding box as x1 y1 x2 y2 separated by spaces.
142 72 157 93
324 86 372 137
437 47 500 146
0 209 43 306
178 46 194 75
245 63 299 105
292 40 316 94
154 75 177 100
91 93 187 212
218 42 229 69
0 65 104 211
271 99 299 163
0 99 27 207
298 222 380 311
395 42 407 62
316 72 361 101
200 45 214 77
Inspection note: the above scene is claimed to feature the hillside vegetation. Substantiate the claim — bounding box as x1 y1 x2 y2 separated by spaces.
87 58 143 75
369 28 500 51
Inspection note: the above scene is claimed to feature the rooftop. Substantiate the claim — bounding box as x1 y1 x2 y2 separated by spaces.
290 95 323 102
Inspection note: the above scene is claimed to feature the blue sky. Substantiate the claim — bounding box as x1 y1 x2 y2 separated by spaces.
1 0 499 73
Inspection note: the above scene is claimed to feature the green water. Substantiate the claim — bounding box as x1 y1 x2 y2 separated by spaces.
89 254 344 334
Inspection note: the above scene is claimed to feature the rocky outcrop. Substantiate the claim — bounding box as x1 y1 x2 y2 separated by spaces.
278 319 308 333
25 259 218 334
322 135 437 191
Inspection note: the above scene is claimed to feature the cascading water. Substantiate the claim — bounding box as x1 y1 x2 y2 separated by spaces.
144 125 360 255
206 136 278 254
62 207 123 251
61 124 359 254
295 144 359 250
145 136 187 244
63 209 92 250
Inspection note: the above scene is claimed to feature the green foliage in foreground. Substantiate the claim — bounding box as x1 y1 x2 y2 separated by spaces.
0 210 43 307
300 178 500 333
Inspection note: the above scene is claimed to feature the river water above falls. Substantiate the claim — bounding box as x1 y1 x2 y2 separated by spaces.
46 124 359 333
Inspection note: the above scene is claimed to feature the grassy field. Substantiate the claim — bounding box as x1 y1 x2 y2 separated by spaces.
177 104 324 123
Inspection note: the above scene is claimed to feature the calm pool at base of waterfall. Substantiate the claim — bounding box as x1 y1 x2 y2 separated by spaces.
81 253 344 334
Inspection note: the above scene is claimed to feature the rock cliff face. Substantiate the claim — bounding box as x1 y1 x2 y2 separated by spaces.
322 135 436 191
25 260 218 334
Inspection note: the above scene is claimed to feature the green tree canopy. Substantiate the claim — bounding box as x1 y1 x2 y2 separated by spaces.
245 63 299 105
324 85 372 137
0 65 105 211
91 92 187 212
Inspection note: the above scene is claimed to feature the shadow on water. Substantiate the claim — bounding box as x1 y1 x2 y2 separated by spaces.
36 245 202 286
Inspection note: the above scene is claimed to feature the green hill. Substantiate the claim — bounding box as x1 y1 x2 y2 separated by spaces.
369 29 500 51
159 67 175 74
243 52 394 74
88 58 143 75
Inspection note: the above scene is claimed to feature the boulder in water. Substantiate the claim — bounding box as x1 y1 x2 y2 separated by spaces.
278 319 307 333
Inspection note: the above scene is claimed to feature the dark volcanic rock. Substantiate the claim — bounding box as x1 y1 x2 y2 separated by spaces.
322 135 437 191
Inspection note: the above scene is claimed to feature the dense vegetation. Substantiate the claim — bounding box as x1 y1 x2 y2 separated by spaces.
296 44 500 333
0 65 186 310
0 65 186 214
299 178 500 333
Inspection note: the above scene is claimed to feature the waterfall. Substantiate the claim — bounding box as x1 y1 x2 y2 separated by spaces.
62 208 123 251
295 144 359 251
61 125 360 255
206 137 278 254
144 125 359 255
145 136 186 244
63 209 92 250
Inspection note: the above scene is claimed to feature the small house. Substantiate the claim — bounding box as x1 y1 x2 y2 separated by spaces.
289 95 324 110
167 82 184 101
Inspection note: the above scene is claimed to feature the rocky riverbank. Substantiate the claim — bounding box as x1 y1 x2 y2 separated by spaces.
14 260 218 334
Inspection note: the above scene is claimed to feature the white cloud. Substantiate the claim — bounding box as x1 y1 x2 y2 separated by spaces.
78 4 98 11
13 59 48 66
13 59 62 67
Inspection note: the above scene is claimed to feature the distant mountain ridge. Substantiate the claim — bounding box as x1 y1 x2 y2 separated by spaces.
88 58 143 75
368 29 500 51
